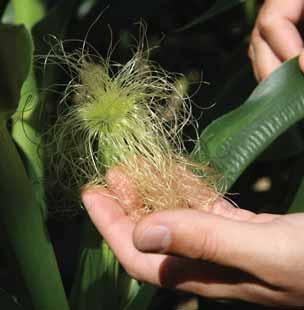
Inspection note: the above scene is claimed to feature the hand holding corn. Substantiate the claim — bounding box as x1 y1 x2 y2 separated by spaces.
82 167 304 307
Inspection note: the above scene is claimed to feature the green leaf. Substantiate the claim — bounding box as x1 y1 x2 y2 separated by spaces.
258 125 304 161
178 0 247 31
0 124 69 310
11 0 80 216
11 0 45 30
206 62 304 161
9 0 46 215
192 58 304 190
0 24 69 310
70 217 138 310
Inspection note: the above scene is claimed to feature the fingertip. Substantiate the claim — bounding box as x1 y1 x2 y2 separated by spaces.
81 184 127 229
257 9 303 61
81 185 110 211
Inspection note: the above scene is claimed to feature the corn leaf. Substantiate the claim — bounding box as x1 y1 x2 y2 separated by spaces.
10 0 46 215
192 58 304 191
0 23 69 310
11 0 80 217
178 0 247 31
0 123 69 310
70 217 139 310
206 63 304 161
11 0 45 30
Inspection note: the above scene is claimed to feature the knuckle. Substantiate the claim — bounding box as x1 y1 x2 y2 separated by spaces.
198 229 220 262
257 14 277 35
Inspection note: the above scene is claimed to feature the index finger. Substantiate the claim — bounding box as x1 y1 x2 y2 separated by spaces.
81 187 163 282
256 0 304 60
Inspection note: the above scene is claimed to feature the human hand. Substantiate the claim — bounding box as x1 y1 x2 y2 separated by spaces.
82 168 304 307
249 0 304 81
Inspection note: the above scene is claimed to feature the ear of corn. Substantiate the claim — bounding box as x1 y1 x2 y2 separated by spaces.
45 40 219 218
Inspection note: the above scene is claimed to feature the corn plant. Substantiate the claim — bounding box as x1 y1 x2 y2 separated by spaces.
1 0 304 310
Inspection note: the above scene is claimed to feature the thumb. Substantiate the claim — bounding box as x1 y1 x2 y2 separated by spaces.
133 209 276 275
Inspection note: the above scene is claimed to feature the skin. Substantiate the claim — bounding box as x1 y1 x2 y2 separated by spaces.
82 168 304 307
249 0 304 81
81 1 304 306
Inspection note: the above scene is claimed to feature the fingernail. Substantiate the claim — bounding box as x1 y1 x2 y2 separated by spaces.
136 225 171 253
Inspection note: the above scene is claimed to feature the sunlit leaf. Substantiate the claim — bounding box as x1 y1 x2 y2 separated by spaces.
11 0 45 30
9 0 46 214
192 58 304 190
11 0 80 217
